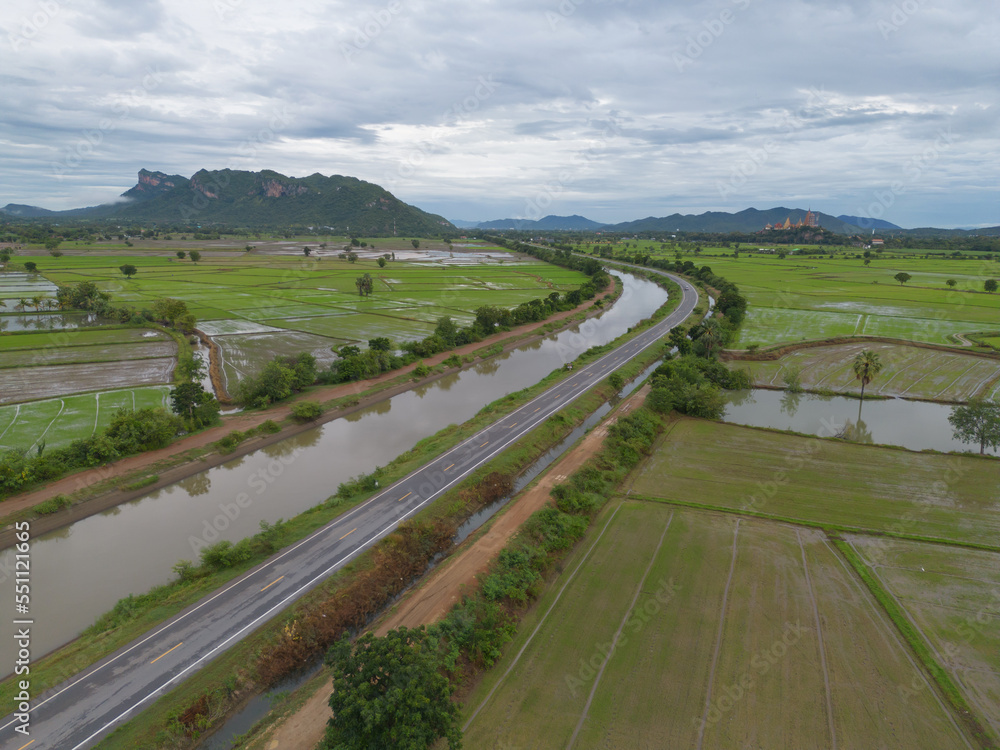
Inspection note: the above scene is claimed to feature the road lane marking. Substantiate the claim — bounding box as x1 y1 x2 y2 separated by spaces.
15 267 697 749
17 741 35 750
480 441 489 447
397 492 411 502
150 642 183 665
260 576 285 592
444 463 455 471
339 528 357 540
533 408 540 413
508 422 517 428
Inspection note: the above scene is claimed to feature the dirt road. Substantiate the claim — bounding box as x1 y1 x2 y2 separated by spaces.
255 385 649 750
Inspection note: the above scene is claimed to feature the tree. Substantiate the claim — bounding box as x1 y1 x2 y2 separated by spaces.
948 399 1000 454
411 239 420 249
608 372 624 392
44 237 61 252
985 279 998 293
355 272 374 297
23 261 37 273
368 337 392 352
303 246 312 257
119 264 138 278
176 251 186 259
169 382 220 428
893 272 912 285
189 250 201 263
852 349 883 417
377 256 387 268
321 627 461 750
946 278 957 288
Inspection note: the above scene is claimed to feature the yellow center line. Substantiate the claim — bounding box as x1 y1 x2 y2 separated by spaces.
444 463 455 471
339 527 357 541
260 575 285 592
480 440 489 447
509 422 517 428
150 642 183 665
533 407 540 413
17 740 35 750
398 491 412 502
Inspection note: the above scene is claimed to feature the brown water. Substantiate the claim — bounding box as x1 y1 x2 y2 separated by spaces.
0 272 669 659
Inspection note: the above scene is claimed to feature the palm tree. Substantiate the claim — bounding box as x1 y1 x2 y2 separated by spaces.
31 295 43 312
852 349 883 419
15 297 29 312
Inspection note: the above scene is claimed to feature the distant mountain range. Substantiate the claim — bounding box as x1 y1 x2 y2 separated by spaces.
1 169 453 234
835 215 901 231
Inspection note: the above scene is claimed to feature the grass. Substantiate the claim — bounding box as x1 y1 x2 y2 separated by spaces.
734 341 1000 401
0 387 171 450
846 535 1000 739
628 419 1000 548
463 503 973 749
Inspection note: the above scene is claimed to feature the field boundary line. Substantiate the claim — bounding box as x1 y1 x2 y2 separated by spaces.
796 529 836 750
625 495 1000 555
695 517 741 750
566 510 674 749
826 537 979 749
462 501 625 732
934 359 984 400
93 392 101 434
848 538 1000 740
30 399 65 452
0 404 18 444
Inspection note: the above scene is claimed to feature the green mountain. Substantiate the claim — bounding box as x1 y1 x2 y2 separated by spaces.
2 169 454 234
605 207 864 235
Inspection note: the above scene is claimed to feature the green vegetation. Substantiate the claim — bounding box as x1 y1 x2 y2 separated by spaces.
290 400 322 422
0 406 181 498
631 419 1000 548
731 341 1000 402
948 398 1000 454
322 627 461 750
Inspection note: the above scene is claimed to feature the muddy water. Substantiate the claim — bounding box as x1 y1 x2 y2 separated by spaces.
723 389 998 455
0 273 669 659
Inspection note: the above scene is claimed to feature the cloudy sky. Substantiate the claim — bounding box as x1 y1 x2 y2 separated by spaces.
1 0 996 227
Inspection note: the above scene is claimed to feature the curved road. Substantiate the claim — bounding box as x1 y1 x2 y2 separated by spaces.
0 269 697 750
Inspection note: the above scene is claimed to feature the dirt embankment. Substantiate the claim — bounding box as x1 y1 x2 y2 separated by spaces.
721 335 1000 363
253 386 650 750
0 284 615 541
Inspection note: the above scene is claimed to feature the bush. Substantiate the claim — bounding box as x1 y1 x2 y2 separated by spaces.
257 419 281 434
35 494 72 515
291 401 322 422
413 364 431 378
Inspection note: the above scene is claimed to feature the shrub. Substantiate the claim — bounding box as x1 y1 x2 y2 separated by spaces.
291 401 322 422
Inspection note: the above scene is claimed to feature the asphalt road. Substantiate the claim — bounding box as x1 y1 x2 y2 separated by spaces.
0 268 697 750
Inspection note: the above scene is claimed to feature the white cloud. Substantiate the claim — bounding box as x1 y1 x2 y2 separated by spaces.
0 0 996 227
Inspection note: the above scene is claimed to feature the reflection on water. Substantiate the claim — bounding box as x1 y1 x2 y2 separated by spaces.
1 272 670 657
724 389 997 455
779 390 801 416
178 473 212 497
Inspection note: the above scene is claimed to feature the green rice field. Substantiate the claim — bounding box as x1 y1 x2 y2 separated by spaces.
734 342 1000 401
464 501 974 749
0 386 171 451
